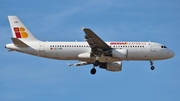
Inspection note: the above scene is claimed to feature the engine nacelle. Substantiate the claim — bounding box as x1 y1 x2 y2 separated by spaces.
99 61 122 72
112 49 127 59
78 52 91 58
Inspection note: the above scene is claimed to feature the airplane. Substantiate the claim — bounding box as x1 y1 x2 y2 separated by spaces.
5 16 175 75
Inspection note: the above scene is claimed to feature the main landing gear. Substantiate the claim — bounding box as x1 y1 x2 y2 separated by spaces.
150 60 155 70
90 60 100 75
91 68 96 75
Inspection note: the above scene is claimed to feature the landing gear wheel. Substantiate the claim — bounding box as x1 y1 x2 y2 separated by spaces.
150 60 155 70
151 66 155 70
90 68 96 75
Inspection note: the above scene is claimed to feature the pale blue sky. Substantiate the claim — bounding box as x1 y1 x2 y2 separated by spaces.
0 0 180 101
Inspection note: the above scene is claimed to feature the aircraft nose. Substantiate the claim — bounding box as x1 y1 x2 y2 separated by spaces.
168 50 175 58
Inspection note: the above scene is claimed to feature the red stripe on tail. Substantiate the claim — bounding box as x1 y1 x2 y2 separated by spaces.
14 28 21 38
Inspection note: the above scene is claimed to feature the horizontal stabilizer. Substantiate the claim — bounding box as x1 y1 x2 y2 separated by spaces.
8 49 15 52
11 38 29 47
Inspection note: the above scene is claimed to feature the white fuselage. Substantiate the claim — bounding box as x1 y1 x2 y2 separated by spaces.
5 41 174 62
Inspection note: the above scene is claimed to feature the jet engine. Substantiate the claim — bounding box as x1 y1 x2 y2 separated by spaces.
78 52 91 58
99 61 122 71
111 49 127 59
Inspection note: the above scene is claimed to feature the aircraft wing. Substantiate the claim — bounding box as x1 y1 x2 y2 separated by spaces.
82 28 111 56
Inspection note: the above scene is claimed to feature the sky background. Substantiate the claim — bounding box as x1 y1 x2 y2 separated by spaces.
0 0 180 101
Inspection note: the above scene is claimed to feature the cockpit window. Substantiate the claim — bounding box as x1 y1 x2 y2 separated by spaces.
161 46 167 48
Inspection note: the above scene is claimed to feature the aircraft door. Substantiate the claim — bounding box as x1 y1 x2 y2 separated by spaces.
39 42 45 52
151 44 156 52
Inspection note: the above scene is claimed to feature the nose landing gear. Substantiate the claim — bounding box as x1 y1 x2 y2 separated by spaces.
150 60 155 70
151 66 155 70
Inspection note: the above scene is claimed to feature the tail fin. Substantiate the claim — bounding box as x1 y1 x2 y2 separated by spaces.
8 16 39 41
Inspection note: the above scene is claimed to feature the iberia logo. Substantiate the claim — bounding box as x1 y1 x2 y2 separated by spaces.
14 27 28 38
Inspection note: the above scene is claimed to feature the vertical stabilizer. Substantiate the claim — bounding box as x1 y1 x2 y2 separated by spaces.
8 16 39 41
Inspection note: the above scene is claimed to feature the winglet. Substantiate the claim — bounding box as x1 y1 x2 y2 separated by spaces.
81 26 85 30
